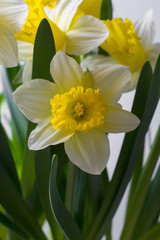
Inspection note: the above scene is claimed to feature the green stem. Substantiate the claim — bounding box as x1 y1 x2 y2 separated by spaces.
106 225 112 240
65 161 76 215
121 125 160 240
126 145 144 219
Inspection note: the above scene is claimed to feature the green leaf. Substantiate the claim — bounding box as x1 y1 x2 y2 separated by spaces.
126 145 144 217
99 0 112 55
1 68 27 176
0 163 47 240
32 18 55 81
1 67 27 149
7 65 22 88
0 92 4 117
21 122 35 199
0 123 21 192
27 182 45 225
31 17 63 238
87 61 154 240
100 0 112 20
35 148 62 239
49 155 84 240
21 17 56 199
132 165 160 239
121 125 160 239
72 168 86 229
0 212 29 240
83 170 109 238
138 224 160 240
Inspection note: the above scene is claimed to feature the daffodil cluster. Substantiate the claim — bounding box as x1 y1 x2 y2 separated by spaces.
2 0 159 174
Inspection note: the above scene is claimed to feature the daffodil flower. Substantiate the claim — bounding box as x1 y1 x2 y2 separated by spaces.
16 0 108 55
0 1 28 67
44 0 102 19
81 10 160 91
13 51 140 174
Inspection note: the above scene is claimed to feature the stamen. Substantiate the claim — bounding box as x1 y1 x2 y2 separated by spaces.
50 86 107 132
74 102 84 118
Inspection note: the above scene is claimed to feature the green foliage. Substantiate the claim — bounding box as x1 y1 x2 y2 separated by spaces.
49 155 84 240
100 0 112 20
1 2 160 240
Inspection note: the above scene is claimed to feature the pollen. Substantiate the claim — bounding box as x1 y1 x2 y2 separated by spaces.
50 86 107 132
101 18 147 72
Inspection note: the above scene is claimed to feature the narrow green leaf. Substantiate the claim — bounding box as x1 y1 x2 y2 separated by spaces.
0 212 29 240
32 18 55 81
100 0 112 20
49 155 84 240
27 182 44 225
0 93 4 117
7 65 21 81
99 0 112 55
138 224 160 240
73 168 86 229
87 61 153 240
0 163 47 240
21 122 35 199
83 170 110 238
121 125 160 239
65 162 77 215
126 145 144 217
35 148 62 239
31 16 63 238
0 123 21 192
1 67 27 149
21 17 56 200
132 165 160 239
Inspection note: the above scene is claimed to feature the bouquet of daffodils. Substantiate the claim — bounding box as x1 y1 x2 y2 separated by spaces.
0 0 160 239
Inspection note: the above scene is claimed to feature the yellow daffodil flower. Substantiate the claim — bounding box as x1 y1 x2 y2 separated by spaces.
82 10 160 91
0 1 28 67
16 0 108 55
13 51 140 174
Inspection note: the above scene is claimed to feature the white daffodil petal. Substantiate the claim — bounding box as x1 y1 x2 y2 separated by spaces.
134 9 156 51
13 79 58 123
0 1 28 34
29 119 74 150
18 41 33 61
81 54 118 72
66 15 108 55
52 0 83 32
90 64 131 104
103 106 140 133
146 42 160 69
0 26 18 67
50 51 84 93
124 71 140 92
65 129 110 175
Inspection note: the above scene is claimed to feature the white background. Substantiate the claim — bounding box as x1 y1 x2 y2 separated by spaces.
108 0 160 239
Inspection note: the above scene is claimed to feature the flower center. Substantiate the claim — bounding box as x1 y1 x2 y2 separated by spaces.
74 102 84 118
101 18 147 72
50 86 107 132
